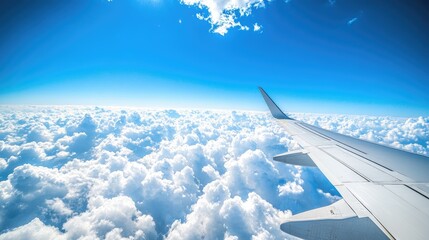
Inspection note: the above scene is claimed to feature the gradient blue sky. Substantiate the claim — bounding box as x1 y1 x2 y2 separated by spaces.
1 0 428 116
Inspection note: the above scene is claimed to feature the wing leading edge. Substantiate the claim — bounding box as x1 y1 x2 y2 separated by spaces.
259 87 429 240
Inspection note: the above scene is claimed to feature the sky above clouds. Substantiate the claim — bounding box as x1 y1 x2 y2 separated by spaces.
0 106 428 239
0 0 428 116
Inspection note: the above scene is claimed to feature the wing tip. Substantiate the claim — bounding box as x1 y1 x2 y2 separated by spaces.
258 87 292 120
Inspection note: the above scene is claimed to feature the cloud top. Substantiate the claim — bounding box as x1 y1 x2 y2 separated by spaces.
0 106 427 239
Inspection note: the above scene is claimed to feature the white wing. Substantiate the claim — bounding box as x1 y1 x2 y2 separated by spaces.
259 87 429 240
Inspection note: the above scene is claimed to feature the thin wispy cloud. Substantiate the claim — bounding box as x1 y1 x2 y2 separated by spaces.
348 17 358 25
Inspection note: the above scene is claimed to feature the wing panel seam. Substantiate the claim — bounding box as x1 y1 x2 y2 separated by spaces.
345 184 396 239
404 185 429 200
321 148 371 182
336 145 394 172
295 122 332 141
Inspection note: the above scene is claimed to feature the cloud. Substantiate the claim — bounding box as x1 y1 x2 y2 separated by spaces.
317 189 341 203
180 0 266 35
0 218 64 240
45 198 73 216
253 23 262 32
278 166 304 196
291 113 429 156
347 17 358 25
166 186 291 239
0 106 427 239
63 196 156 239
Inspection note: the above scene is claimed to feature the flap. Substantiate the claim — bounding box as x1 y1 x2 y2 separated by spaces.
281 199 388 240
273 150 316 167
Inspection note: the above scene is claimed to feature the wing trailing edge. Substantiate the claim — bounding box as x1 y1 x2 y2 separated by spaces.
281 199 389 240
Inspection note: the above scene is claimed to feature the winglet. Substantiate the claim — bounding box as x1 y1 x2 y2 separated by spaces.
258 87 292 120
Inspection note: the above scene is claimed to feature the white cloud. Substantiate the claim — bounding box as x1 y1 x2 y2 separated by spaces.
63 196 156 239
0 218 65 240
0 158 7 170
347 17 358 25
291 113 429 156
253 23 262 32
317 189 341 203
279 181 303 196
167 187 291 239
46 198 73 216
180 0 266 35
0 106 427 239
278 166 304 196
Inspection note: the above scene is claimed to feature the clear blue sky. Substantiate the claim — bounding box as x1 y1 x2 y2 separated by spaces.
1 0 428 116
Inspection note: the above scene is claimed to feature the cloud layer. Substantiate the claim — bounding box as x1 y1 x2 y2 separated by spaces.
0 106 428 239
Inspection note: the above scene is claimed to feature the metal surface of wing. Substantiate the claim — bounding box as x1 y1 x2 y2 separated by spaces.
259 87 429 240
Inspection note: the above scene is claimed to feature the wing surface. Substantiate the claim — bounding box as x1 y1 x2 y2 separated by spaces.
259 87 429 240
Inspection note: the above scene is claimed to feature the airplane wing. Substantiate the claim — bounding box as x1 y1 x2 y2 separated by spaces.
259 87 429 240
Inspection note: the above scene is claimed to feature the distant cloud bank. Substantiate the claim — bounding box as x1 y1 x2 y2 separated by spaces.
0 106 428 239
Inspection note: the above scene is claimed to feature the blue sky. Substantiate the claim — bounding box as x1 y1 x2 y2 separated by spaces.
1 0 428 116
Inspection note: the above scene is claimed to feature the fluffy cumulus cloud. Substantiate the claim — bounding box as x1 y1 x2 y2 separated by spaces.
179 0 266 35
0 106 428 239
292 113 429 156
